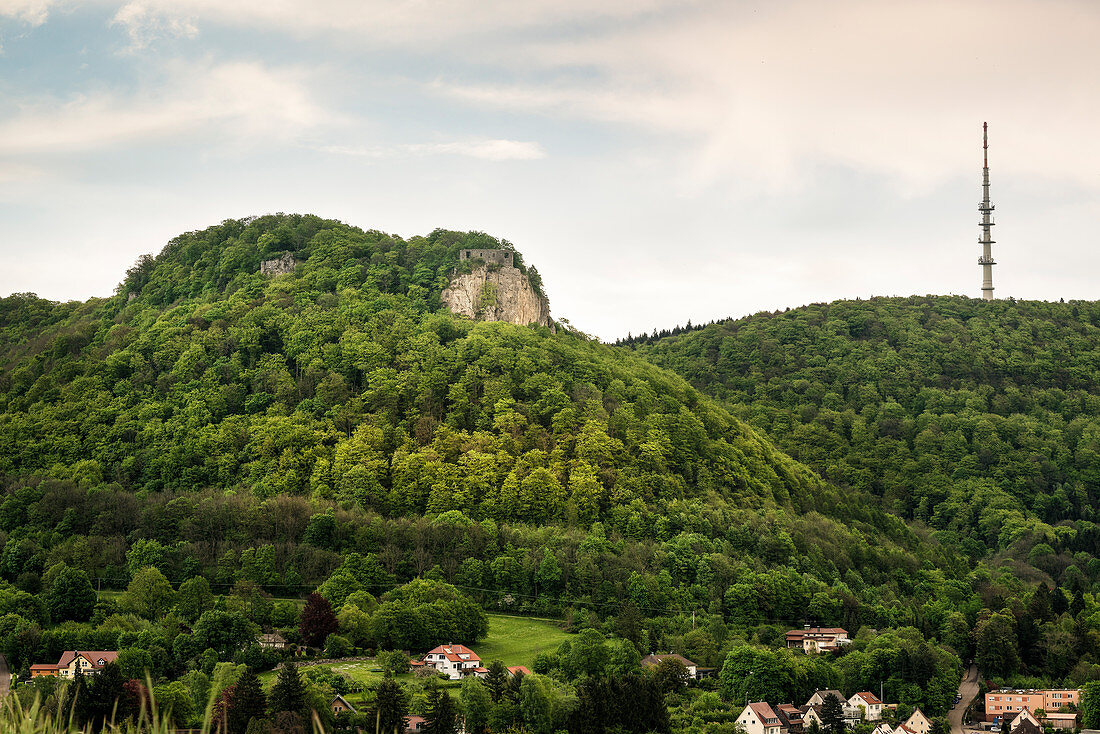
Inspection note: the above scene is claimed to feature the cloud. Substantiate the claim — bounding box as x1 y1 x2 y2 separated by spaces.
318 139 546 161
111 0 197 48
434 0 1100 194
0 60 327 156
0 0 57 25
105 0 674 46
406 139 546 161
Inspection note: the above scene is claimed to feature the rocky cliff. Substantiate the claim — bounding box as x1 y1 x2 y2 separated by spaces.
442 264 550 327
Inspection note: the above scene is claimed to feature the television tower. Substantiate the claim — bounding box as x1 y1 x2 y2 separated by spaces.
978 122 996 300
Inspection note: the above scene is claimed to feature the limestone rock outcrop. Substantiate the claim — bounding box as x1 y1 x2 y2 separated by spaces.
260 252 297 276
442 264 550 327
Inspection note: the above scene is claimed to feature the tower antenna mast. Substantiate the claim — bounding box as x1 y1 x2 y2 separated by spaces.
978 122 996 300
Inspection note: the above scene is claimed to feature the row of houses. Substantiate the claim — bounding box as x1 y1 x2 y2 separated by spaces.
737 691 932 734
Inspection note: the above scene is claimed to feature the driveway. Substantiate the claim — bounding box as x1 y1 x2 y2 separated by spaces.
950 664 980 734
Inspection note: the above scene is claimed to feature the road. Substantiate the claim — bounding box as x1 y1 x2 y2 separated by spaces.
950 663 980 734
0 654 9 697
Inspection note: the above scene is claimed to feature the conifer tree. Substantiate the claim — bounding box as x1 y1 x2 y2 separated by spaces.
229 669 268 734
485 660 508 702
821 693 846 734
372 674 408 734
423 684 458 734
269 663 305 718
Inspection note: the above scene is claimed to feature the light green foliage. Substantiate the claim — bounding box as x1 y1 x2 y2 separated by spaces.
119 567 175 620
461 677 492 733
520 675 553 734
116 647 154 680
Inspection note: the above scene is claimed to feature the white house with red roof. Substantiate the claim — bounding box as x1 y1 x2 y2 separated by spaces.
847 691 884 721
738 702 787 734
30 651 119 679
421 644 484 680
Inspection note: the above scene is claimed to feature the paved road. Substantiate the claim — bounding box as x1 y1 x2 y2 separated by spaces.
0 654 9 697
950 664 980 734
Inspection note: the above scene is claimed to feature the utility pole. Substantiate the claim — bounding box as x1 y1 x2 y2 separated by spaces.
978 122 997 300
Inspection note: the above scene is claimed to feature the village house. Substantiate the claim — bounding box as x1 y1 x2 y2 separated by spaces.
847 691 884 721
1006 709 1041 734
30 651 119 679
775 704 805 734
801 705 825 729
640 653 699 679
257 632 287 650
421 643 484 680
985 690 1081 723
738 702 788 734
904 708 933 734
806 690 846 707
405 714 427 732
870 723 895 734
786 628 851 653
507 666 532 677
330 695 356 715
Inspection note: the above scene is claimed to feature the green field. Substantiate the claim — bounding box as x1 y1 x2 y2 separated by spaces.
258 613 570 699
473 614 571 667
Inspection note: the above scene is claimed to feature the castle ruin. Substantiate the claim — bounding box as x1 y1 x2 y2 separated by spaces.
458 248 514 267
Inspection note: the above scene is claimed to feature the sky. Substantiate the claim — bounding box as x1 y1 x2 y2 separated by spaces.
1 0 1098 340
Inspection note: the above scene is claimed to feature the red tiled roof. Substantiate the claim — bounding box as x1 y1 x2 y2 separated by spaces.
749 702 781 725
855 692 883 705
787 628 847 639
57 651 119 668
507 666 531 676
424 644 480 663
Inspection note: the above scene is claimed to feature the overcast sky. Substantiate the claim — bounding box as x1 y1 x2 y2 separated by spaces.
2 0 1098 340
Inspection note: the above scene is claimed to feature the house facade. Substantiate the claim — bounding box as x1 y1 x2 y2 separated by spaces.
422 643 484 680
786 628 851 653
30 651 119 679
738 702 787 734
904 708 932 734
1007 709 1041 733
806 690 846 707
985 690 1081 723
847 692 884 721
331 695 356 715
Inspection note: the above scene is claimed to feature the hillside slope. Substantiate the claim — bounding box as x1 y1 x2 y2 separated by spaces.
630 296 1100 578
0 215 829 524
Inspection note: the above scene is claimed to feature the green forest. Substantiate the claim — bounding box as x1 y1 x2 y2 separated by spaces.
1 215 1098 732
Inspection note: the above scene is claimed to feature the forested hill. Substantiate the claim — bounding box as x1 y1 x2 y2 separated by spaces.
3 216 1091 709
0 214 833 522
630 296 1100 576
